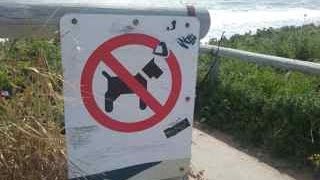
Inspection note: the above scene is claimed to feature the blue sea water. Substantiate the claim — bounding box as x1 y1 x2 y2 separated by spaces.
4 0 320 42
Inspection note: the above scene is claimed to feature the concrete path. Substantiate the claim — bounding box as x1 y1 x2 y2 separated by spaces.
191 128 296 180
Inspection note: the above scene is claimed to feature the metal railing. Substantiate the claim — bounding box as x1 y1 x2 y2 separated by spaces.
200 45 320 76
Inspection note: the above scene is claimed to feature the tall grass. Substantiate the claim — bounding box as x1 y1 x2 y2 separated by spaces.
0 39 67 179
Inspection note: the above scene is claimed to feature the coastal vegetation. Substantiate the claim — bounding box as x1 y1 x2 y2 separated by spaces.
0 24 319 179
199 24 320 170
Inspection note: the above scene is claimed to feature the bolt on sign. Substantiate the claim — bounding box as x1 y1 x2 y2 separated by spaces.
60 14 200 180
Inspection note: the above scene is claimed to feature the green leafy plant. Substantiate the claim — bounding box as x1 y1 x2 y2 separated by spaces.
200 24 320 169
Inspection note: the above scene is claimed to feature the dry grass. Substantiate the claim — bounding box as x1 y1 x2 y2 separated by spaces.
0 115 67 180
0 44 67 180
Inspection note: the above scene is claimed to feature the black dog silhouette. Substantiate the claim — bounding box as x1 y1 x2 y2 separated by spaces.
102 58 163 113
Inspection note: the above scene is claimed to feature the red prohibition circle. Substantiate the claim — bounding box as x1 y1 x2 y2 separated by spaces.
80 33 182 132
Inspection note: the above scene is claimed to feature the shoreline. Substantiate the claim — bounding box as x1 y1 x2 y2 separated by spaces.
203 7 320 42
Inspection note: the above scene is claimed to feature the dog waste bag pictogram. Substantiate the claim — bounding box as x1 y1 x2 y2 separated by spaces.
61 14 200 180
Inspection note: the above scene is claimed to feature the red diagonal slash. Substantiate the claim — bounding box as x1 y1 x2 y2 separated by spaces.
102 52 163 114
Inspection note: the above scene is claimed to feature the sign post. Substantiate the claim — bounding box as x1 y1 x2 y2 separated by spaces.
61 13 200 180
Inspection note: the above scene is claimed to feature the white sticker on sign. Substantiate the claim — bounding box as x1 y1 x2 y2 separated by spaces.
61 14 200 180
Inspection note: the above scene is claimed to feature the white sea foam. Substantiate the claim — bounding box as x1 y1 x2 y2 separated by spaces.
0 38 8 43
203 8 320 42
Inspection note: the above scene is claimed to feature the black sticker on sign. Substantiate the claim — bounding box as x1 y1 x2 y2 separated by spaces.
164 118 191 138
177 34 197 49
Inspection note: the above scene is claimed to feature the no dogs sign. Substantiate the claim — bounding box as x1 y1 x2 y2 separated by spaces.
61 14 199 179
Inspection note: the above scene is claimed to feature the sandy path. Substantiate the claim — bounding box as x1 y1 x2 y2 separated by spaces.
191 128 299 180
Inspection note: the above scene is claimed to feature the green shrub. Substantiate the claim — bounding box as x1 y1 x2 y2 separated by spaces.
200 24 320 167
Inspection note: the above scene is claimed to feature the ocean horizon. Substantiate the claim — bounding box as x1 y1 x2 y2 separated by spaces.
1 0 320 42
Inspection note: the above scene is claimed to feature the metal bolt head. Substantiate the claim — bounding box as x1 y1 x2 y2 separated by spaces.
132 19 139 26
71 18 78 25
185 96 191 102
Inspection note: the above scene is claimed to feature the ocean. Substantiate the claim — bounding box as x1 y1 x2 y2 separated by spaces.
3 0 320 42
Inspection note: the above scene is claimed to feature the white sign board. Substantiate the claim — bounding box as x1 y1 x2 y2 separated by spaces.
61 14 200 180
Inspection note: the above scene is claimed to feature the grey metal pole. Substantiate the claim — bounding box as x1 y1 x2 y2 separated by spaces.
0 2 210 39
201 45 320 76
